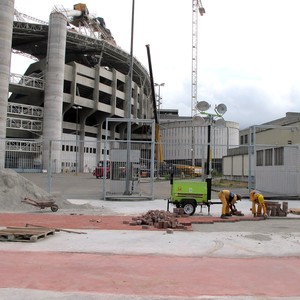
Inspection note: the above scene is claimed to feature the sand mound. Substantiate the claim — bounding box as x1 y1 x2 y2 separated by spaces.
0 169 91 212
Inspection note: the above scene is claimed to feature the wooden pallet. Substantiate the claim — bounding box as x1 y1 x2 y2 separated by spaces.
0 226 55 242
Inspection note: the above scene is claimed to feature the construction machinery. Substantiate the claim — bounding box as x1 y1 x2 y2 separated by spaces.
68 3 116 45
174 164 203 177
167 175 243 216
167 173 223 216
146 44 163 164
191 0 205 117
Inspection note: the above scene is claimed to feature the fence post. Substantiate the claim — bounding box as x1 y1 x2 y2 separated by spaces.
47 140 52 194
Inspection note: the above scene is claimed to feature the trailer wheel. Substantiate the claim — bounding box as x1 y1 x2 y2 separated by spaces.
182 201 196 216
51 204 59 212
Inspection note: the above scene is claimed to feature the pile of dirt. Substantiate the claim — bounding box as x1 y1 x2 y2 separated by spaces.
0 169 94 212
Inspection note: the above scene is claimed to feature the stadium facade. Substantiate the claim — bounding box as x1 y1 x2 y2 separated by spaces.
1 0 239 174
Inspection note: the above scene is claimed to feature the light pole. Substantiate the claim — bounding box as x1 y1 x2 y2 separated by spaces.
73 105 82 175
194 101 227 200
124 0 135 195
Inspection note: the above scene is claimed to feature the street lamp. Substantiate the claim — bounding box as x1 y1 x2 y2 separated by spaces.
73 105 82 175
124 0 135 195
194 100 227 200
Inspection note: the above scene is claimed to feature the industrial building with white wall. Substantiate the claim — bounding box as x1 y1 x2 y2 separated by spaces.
223 112 300 196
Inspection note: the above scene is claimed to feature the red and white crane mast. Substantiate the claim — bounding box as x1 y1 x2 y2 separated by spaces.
191 0 205 117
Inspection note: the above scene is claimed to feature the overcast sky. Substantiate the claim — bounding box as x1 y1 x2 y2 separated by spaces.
13 0 300 129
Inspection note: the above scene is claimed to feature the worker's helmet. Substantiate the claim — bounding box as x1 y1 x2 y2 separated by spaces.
236 194 242 201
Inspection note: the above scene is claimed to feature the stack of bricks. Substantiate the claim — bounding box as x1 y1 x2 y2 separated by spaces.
130 209 187 230
172 207 185 216
265 201 288 217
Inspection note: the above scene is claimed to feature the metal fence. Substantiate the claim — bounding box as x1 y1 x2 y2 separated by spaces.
3 136 298 197
3 138 249 178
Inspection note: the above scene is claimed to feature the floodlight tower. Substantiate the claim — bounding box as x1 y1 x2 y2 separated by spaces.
191 0 205 117
194 100 227 200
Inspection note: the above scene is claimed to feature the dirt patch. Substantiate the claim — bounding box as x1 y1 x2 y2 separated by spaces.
0 169 105 213
243 233 272 241
213 178 248 188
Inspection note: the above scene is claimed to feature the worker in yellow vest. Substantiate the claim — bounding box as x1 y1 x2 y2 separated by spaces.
218 190 242 219
249 190 267 218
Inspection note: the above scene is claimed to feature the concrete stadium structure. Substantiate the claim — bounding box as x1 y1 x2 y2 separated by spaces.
1 0 239 175
1 1 154 172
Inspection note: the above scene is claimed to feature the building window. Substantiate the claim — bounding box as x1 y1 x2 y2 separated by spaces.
265 149 273 166
274 147 284 166
240 135 244 145
256 150 263 166
244 134 248 144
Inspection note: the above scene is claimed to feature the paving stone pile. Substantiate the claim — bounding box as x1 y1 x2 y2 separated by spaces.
130 209 188 230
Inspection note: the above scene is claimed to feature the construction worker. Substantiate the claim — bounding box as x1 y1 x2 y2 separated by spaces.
250 190 267 218
218 190 242 219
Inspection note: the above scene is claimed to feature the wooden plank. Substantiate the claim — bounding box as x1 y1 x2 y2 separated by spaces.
26 223 87 234
0 227 55 242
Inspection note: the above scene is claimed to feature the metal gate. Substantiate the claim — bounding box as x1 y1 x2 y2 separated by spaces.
103 118 155 200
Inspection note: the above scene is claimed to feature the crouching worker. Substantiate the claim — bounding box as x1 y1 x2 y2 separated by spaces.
250 190 267 218
218 190 242 219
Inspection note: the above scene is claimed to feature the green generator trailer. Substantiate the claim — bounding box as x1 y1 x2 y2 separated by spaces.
167 176 221 216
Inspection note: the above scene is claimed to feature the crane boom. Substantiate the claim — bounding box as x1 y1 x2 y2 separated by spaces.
191 0 205 117
146 45 163 163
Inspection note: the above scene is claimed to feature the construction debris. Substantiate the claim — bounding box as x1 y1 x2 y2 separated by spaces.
131 209 188 230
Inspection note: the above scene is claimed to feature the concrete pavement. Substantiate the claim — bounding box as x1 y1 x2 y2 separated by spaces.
1 173 300 299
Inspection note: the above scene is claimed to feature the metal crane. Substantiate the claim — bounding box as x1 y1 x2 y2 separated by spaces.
191 0 205 117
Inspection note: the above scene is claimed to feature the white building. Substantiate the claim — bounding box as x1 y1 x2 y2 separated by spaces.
159 109 240 174
223 112 300 196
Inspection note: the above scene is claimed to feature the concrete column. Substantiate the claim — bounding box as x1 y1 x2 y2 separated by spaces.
96 125 102 162
0 0 14 168
79 122 85 173
93 64 100 109
111 69 117 115
42 12 67 172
